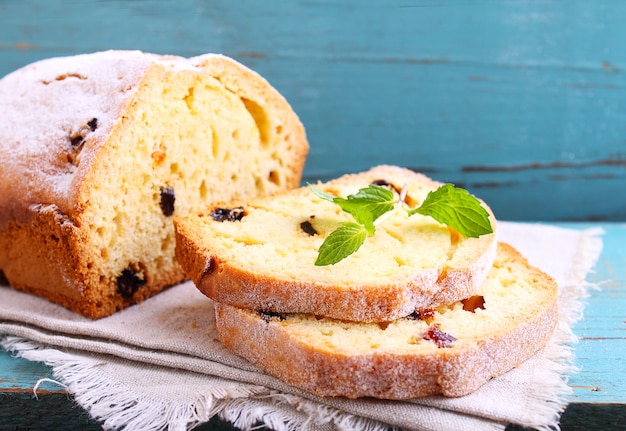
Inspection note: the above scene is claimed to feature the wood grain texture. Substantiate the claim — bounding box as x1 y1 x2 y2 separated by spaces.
568 223 626 404
0 348 58 393
0 0 624 221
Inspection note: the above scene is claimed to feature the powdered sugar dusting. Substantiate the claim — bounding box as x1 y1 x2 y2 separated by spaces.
0 50 203 226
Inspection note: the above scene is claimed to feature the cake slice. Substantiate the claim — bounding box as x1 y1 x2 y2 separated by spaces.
0 50 308 318
175 165 497 322
213 243 558 399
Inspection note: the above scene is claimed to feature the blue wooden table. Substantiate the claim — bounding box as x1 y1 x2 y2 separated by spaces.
1 0 625 429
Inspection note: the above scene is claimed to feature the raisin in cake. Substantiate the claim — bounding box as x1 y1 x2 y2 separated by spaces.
175 165 497 322
214 243 558 399
0 50 308 318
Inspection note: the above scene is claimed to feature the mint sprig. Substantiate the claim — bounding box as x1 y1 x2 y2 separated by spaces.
311 184 395 234
311 182 492 266
408 184 493 238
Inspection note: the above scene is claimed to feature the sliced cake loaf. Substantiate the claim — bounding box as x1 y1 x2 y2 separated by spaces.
214 243 558 399
0 50 308 318
175 165 497 322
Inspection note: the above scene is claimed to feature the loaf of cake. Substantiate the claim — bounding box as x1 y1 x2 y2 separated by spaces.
175 165 497 322
0 50 308 318
214 243 558 399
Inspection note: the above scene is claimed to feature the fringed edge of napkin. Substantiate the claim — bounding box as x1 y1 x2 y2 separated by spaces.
1 336 224 431
0 335 392 431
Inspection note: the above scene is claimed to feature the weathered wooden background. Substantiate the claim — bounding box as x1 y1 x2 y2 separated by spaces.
1 0 625 221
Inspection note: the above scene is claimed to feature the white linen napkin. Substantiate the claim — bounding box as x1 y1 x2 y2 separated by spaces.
0 222 603 431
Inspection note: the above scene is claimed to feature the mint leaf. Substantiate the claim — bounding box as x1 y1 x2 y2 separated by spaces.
334 185 395 233
408 184 492 238
315 222 368 266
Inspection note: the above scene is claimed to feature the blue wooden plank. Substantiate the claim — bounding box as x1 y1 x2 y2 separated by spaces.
0 348 60 393
0 0 625 221
568 223 626 403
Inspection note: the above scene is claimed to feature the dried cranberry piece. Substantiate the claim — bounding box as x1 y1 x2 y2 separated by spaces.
210 207 245 222
87 117 98 131
300 220 318 236
406 308 435 324
202 256 216 277
69 118 98 147
70 135 85 147
371 179 401 194
371 179 391 187
423 324 456 348
159 186 176 217
259 310 286 323
116 266 146 298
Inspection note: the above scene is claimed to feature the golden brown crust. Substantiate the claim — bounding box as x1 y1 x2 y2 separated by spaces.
175 165 497 322
213 243 558 399
0 51 308 318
